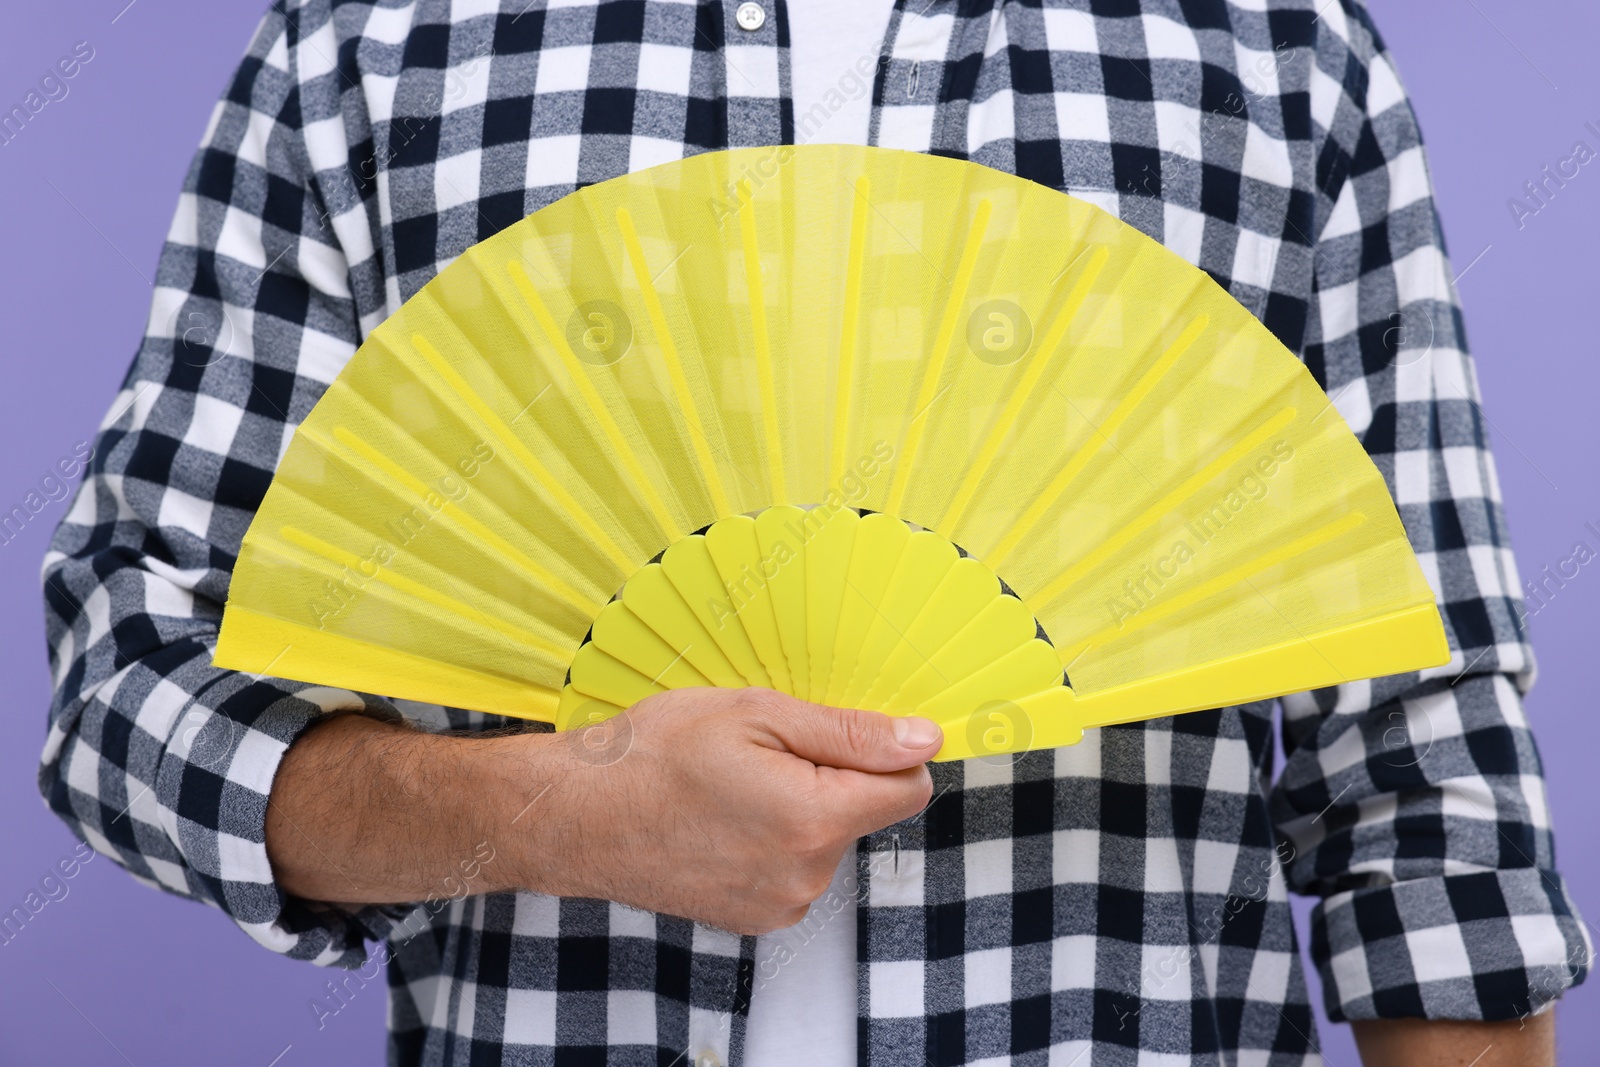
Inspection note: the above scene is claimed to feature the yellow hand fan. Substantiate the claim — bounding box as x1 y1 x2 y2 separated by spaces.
214 145 1448 761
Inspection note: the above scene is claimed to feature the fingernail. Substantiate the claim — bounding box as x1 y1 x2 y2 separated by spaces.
893 716 941 749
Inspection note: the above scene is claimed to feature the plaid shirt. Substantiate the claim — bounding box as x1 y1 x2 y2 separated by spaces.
38 1 1591 1063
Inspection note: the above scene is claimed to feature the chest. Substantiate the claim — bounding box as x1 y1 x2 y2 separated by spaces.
313 0 1326 345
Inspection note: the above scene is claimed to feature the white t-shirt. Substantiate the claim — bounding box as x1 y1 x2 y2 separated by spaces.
788 0 894 147
739 8 897 1061
742 850 862 1065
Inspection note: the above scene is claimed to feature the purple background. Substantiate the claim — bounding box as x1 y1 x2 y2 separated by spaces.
1 2 1595 1063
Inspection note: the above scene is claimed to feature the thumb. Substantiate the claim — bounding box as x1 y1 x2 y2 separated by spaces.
752 693 943 771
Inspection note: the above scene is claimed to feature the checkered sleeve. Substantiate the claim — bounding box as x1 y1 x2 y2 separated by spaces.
1269 2 1591 1024
36 6 406 967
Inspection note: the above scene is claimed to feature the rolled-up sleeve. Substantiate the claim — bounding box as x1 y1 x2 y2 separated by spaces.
1270 3 1590 1023
37 8 403 966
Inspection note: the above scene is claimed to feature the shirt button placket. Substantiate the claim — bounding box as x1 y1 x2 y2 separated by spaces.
721 0 784 148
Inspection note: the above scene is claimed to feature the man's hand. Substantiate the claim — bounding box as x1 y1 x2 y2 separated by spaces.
535 687 940 932
264 688 941 935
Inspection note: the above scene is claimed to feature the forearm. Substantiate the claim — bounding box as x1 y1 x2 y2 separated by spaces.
264 689 940 935
264 713 564 904
1353 1012 1554 1067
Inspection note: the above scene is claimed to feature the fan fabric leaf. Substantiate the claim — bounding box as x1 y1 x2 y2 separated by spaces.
215 145 1447 760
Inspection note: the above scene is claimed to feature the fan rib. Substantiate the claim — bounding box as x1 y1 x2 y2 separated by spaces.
884 198 994 515
569 644 663 708
736 181 788 503
1044 603 1448 739
862 557 996 707
757 506 811 698
830 175 872 491
591 602 712 689
914 639 1063 722
615 207 734 519
840 531 957 706
825 513 909 704
274 525 569 664
943 244 1110 533
218 605 563 719
663 536 774 688
556 688 626 731
704 516 794 692
624 564 746 688
504 261 684 542
405 335 634 576
804 506 858 699
1053 511 1370 667
1029 406 1300 608
886 592 1037 709
993 313 1211 563
325 425 602 615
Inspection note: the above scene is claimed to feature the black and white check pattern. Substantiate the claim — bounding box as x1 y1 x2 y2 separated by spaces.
38 1 1589 1063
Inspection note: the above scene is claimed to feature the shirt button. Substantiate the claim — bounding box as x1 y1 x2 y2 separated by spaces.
693 1052 723 1067
734 2 765 31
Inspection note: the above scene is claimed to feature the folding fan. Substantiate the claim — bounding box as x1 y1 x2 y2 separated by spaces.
213 145 1449 761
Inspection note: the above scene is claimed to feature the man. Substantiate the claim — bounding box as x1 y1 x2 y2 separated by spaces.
39 1 1588 1064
